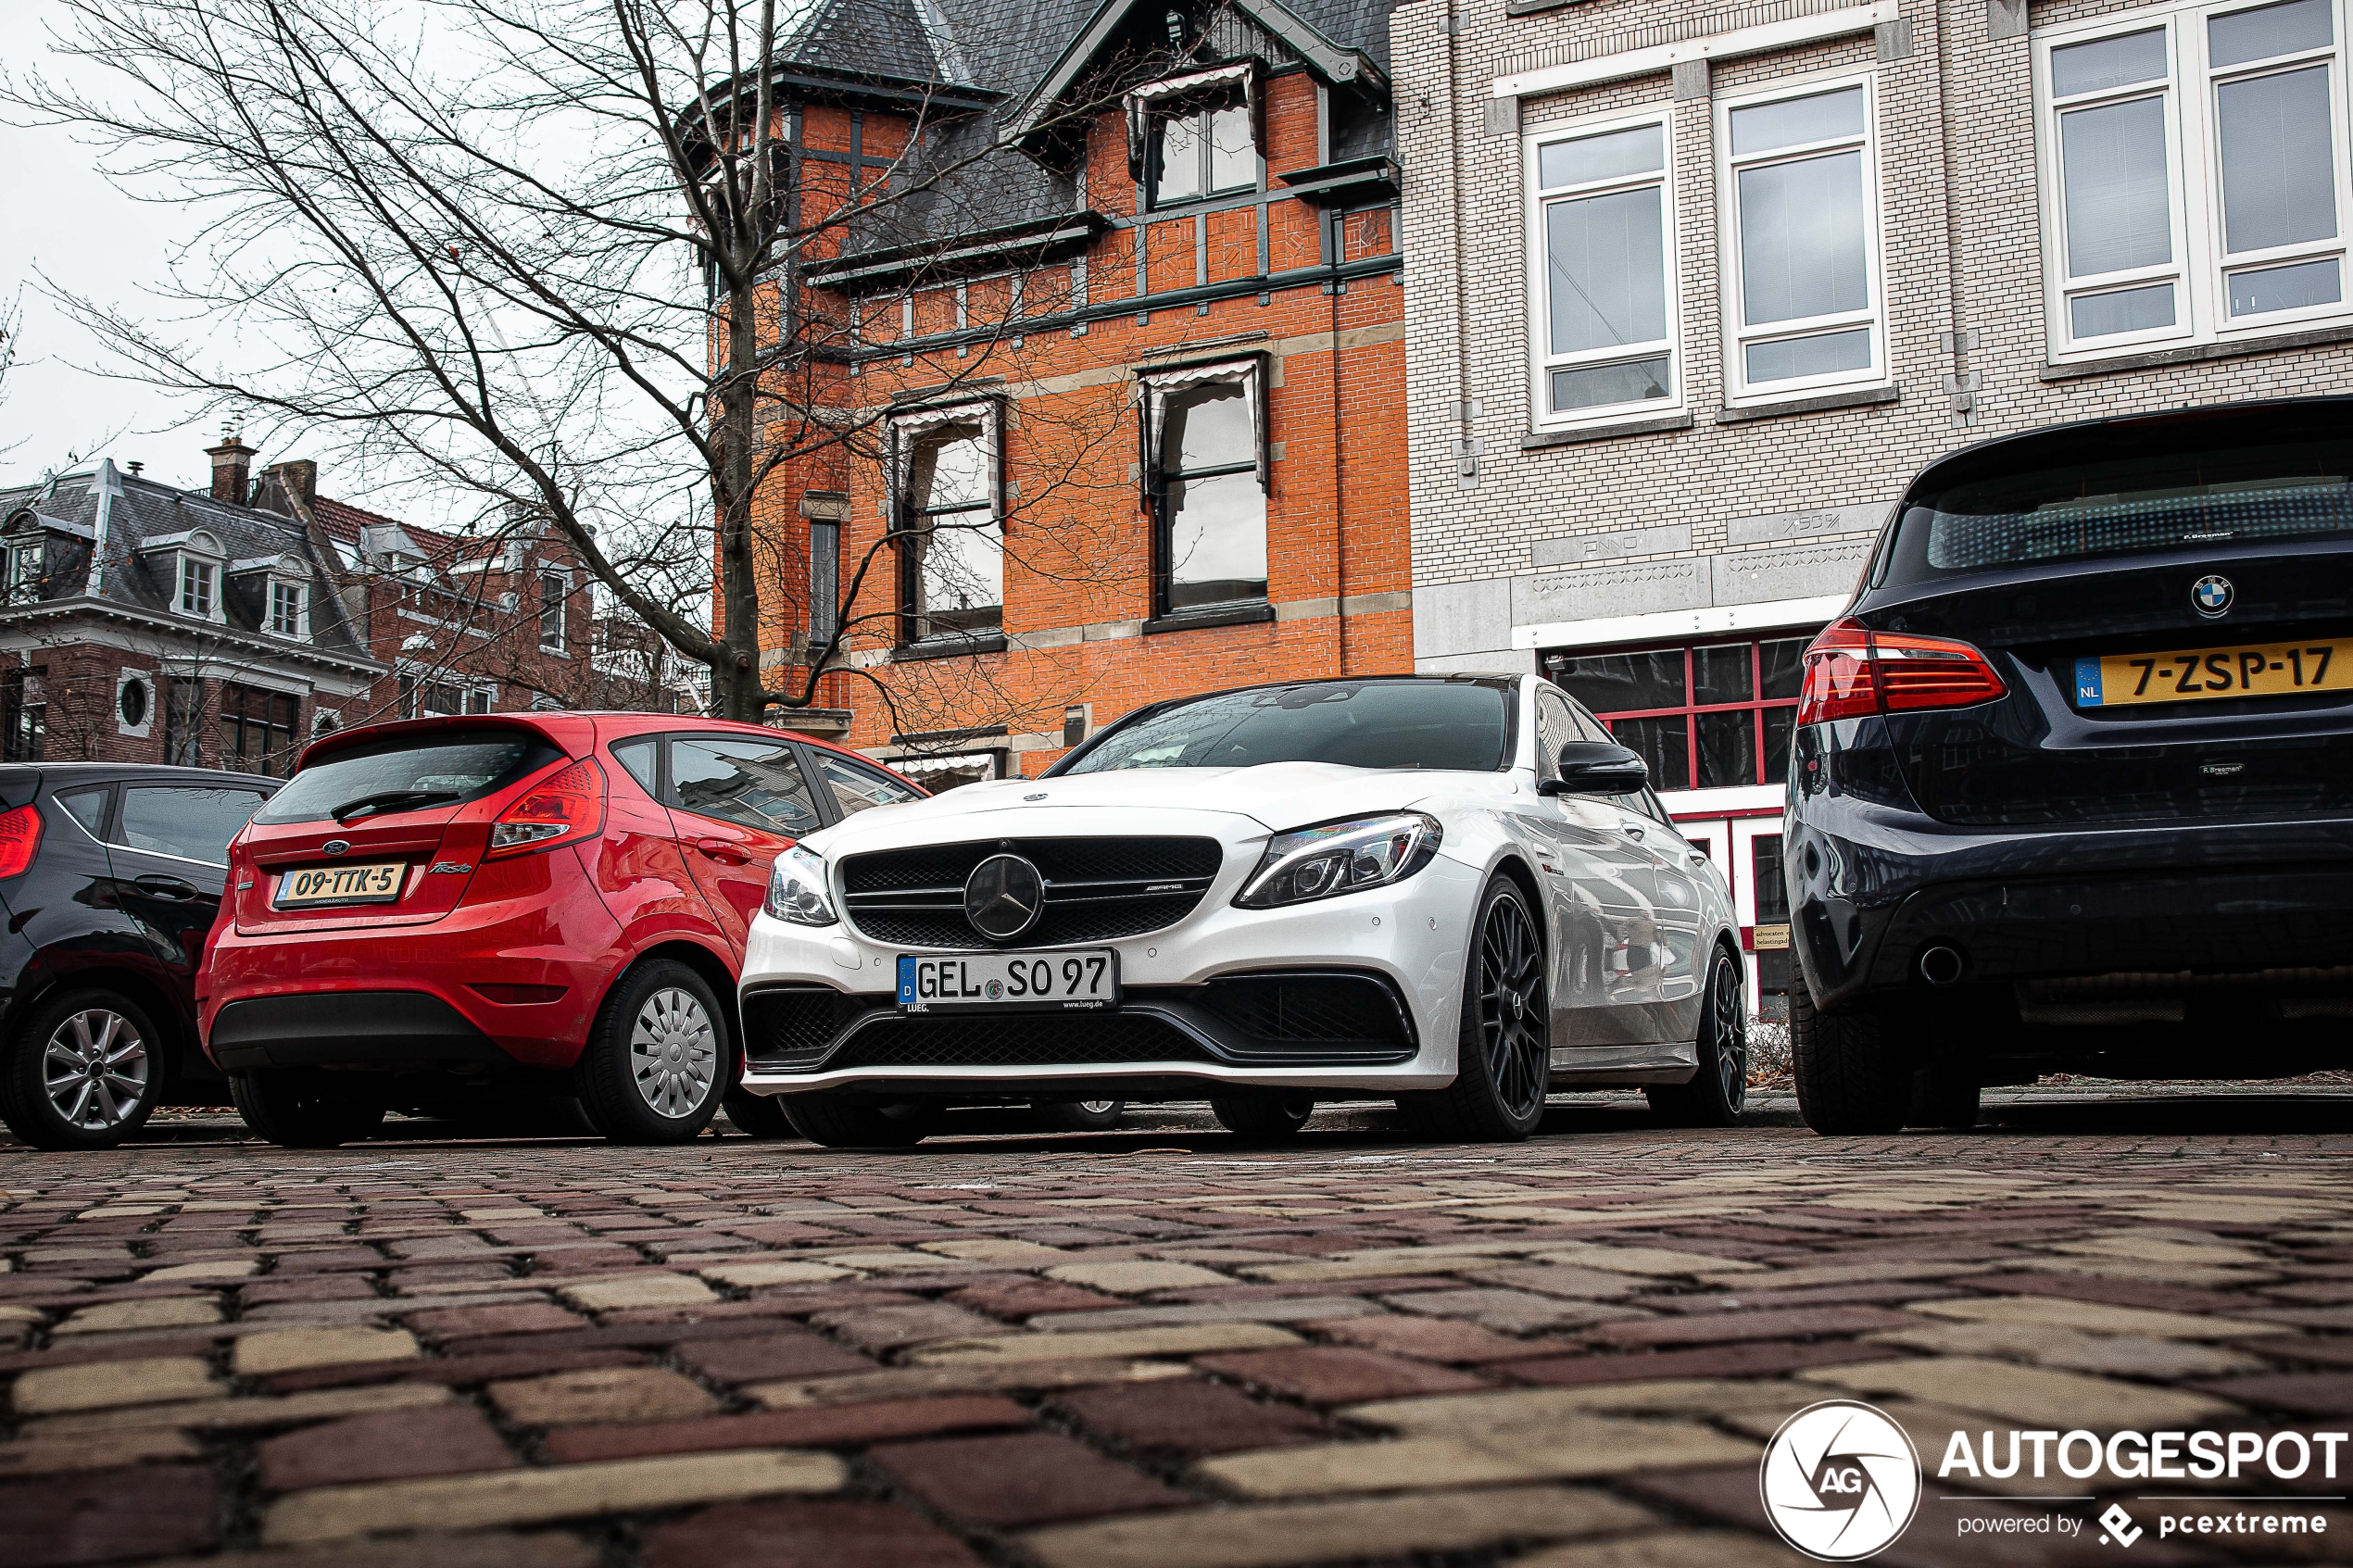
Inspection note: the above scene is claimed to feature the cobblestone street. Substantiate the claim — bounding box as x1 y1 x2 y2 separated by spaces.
5 1098 2352 1568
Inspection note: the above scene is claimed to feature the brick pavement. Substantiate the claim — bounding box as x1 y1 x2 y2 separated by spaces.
4 1113 2352 1567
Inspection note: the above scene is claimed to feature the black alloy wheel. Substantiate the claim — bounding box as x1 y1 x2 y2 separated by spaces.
1648 947 1749 1126
1398 874 1549 1142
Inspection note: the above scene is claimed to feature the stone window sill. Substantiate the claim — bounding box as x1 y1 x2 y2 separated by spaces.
2040 321 2353 381
1716 384 1899 424
1521 412 1695 449
890 633 1007 663
1142 602 1277 635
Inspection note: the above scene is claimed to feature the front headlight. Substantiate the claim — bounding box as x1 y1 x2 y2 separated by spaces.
764 845 837 926
1235 812 1441 909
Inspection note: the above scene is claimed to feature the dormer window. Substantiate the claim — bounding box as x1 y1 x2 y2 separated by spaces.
5 541 44 604
180 557 217 618
1127 64 1260 210
149 528 226 622
270 581 306 637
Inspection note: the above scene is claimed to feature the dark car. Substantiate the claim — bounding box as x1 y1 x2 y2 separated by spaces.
1784 397 2353 1135
0 764 277 1148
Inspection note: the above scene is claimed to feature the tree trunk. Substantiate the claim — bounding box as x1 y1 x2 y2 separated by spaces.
712 263 766 721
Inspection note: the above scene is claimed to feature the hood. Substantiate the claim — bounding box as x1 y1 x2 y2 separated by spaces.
808 763 1481 856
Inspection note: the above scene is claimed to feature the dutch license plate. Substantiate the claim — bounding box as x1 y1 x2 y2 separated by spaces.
2074 637 2352 709
274 861 408 909
898 949 1119 1012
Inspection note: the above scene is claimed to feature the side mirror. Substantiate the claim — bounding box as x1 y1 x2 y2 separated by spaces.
1538 740 1648 797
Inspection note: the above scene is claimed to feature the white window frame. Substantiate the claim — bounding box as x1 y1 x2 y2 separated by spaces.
178 555 220 621
4 540 43 603
887 398 1004 646
538 571 568 654
2036 0 2353 360
1716 70 1892 405
268 579 308 639
1524 106 1683 431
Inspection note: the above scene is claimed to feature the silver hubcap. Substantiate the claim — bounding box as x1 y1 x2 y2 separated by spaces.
44 1010 148 1131
1077 1100 1117 1115
629 988 717 1119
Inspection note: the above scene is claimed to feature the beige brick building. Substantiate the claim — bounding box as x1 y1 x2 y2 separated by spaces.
1394 0 2353 1010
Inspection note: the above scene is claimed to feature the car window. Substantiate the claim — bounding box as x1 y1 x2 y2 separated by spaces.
1058 680 1514 773
119 786 268 865
671 737 821 838
610 738 660 798
55 786 109 839
812 753 923 819
257 729 558 824
1534 689 1579 781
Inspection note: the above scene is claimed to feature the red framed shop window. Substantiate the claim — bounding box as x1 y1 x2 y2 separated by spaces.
1545 633 1812 792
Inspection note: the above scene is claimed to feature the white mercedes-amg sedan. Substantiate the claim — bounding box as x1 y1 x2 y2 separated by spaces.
736 673 1745 1147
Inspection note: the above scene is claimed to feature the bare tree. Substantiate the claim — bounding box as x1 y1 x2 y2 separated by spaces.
8 0 1167 733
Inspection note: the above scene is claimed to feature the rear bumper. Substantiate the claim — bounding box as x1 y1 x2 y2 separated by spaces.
208 991 514 1073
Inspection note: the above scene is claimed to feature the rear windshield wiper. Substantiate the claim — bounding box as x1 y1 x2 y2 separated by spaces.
329 788 464 824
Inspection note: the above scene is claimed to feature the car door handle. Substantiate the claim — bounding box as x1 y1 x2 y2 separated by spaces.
1618 823 1646 840
693 838 750 865
1687 851 1709 868
134 875 201 901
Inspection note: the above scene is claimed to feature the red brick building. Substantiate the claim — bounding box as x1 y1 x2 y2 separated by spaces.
749 0 1408 782
0 436 662 774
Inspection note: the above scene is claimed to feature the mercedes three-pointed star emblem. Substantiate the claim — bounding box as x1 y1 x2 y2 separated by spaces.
963 853 1045 942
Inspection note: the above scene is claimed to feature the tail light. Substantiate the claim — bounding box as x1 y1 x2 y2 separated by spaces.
488 758 606 859
0 805 40 879
1796 617 2007 726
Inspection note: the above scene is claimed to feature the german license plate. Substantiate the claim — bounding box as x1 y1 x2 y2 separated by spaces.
2074 637 2352 709
274 861 408 909
897 949 1119 1012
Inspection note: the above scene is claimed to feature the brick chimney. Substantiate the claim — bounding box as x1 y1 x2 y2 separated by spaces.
206 428 257 504
264 459 318 512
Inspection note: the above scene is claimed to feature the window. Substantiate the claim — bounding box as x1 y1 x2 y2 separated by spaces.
398 673 494 719
5 541 44 603
809 520 839 649
1547 635 1812 792
162 677 203 766
1719 79 1887 398
1534 686 1583 780
1144 360 1267 616
218 684 301 778
1151 96 1255 207
890 403 1001 644
610 737 661 797
889 750 1002 793
179 557 217 618
57 786 110 839
1 667 44 763
539 572 566 653
671 736 821 838
269 581 307 637
811 752 923 818
1528 114 1679 424
2039 0 2349 356
118 786 267 865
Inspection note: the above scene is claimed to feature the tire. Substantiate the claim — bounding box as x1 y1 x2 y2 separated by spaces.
782 1094 939 1148
1210 1094 1313 1140
724 1088 801 1139
230 1069 389 1148
1908 1066 1982 1130
1648 946 1750 1128
1396 873 1549 1143
0 989 164 1150
573 961 728 1146
1790 984 1911 1135
1032 1099 1126 1132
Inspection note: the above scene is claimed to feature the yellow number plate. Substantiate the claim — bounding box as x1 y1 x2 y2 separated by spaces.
274 861 408 909
2075 638 2351 709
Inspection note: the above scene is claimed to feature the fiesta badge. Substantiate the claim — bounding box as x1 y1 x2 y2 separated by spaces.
2192 574 2234 618
1758 1399 1922 1561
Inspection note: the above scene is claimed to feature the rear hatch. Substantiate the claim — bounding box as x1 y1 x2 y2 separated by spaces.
1859 403 2353 829
232 721 565 935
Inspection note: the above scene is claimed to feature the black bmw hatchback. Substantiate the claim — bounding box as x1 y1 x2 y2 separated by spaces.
0 764 275 1148
1785 397 2353 1135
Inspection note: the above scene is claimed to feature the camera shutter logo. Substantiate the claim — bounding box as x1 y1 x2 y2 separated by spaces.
1759 1399 1922 1561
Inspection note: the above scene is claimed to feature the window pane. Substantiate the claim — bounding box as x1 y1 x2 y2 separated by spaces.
610 738 659 797
1554 648 1685 713
2070 282 2178 336
2229 257 2344 314
911 424 989 511
1551 357 1671 412
1165 470 1267 609
671 738 820 838
912 507 1002 637
1692 644 1754 706
1695 709 1756 788
814 753 923 817
258 730 555 823
1738 151 1869 325
1759 638 1807 699
1608 714 1690 792
1744 328 1873 383
1763 707 1797 785
1538 124 1665 189
1751 832 1790 922
1165 382 1253 473
1729 87 1865 157
1208 102 1254 192
2051 29 2170 95
2216 65 2338 255
57 787 108 837
1156 112 1202 203
2060 97 2174 276
1546 186 1667 356
810 521 839 645
1535 691 1579 780
120 786 266 864
2209 0 2334 68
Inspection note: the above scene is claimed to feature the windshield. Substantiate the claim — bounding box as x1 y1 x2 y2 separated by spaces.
1883 433 2353 585
1056 681 1514 774
254 729 560 825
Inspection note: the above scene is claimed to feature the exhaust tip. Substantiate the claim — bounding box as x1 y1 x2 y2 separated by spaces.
1918 945 1966 986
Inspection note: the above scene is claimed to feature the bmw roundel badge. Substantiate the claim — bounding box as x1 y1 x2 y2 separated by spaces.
2192 574 2233 618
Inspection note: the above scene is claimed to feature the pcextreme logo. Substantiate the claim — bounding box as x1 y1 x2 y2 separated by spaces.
1759 1399 1924 1561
